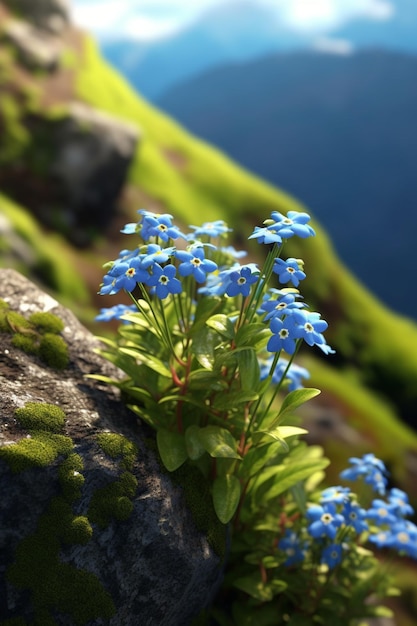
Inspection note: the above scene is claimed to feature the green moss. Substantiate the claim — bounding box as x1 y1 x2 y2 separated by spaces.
97 432 138 471
28 312 64 334
38 333 69 369
0 310 32 333
0 298 9 310
58 453 85 501
0 435 69 473
0 303 69 370
15 402 65 433
7 496 115 624
88 434 138 528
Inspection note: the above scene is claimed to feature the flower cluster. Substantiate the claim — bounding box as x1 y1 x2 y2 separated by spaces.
278 454 417 571
97 208 334 361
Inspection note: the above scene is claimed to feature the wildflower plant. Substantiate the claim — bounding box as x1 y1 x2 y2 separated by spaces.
95 209 415 624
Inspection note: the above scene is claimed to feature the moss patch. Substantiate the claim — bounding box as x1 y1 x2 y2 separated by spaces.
1 402 117 623
0 304 69 370
88 433 138 528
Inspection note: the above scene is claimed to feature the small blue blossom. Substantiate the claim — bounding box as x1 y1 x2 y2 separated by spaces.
139 210 184 242
267 317 297 355
321 543 343 569
148 264 182 299
260 290 305 321
306 503 344 540
288 310 329 349
340 454 388 495
278 530 307 567
188 220 231 238
268 210 316 239
320 486 351 506
219 246 247 259
342 500 369 534
248 226 283 245
388 521 417 558
226 265 259 297
273 258 306 287
99 257 150 295
141 244 175 268
366 499 398 525
95 304 137 323
388 488 414 518
120 222 140 235
175 247 218 283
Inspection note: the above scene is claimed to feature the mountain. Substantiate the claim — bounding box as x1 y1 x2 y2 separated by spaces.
100 0 417 102
157 48 417 320
101 1 312 100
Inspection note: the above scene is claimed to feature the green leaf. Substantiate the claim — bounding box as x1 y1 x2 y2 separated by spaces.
198 426 241 459
234 323 270 348
119 347 172 377
190 296 223 334
236 348 260 392
185 425 206 460
157 429 188 471
233 572 286 601
212 390 259 411
206 314 235 339
191 326 217 370
251 425 308 447
212 474 241 523
270 388 321 428
251 457 330 504
238 442 282 480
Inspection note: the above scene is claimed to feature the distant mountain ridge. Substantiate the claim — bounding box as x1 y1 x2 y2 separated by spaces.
157 48 417 318
101 0 417 101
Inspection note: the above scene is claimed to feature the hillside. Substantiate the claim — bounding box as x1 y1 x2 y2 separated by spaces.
157 48 417 319
2 0 417 492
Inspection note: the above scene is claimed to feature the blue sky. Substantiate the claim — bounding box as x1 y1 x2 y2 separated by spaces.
71 0 395 41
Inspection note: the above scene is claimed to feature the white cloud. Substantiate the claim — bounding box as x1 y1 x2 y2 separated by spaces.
71 0 396 41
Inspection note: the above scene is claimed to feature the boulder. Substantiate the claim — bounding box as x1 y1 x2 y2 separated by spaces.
0 268 223 625
2 19 62 71
2 0 71 33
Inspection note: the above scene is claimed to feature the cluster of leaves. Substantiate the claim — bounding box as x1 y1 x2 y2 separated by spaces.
94 210 415 624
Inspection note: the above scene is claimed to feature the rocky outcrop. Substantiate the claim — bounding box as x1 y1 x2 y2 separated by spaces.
2 0 70 33
0 269 223 625
2 18 63 70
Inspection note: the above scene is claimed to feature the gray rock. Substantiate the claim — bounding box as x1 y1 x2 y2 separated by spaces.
0 269 223 625
47 102 141 246
3 19 62 70
3 0 71 33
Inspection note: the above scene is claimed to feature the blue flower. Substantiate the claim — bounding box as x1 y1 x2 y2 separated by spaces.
120 222 139 235
175 247 218 283
288 310 329 349
260 290 305 321
306 503 344 540
226 265 259 297
95 304 137 323
219 246 247 259
141 244 175 268
188 220 231 238
388 521 417 558
273 258 306 287
388 488 414 518
267 317 297 355
148 264 182 299
99 257 150 295
268 210 315 239
321 543 343 569
341 500 368 534
139 210 184 241
278 530 307 567
366 499 398 525
340 454 388 495
248 226 283 245
320 486 351 506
